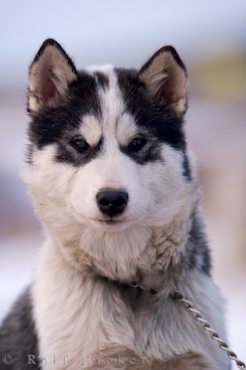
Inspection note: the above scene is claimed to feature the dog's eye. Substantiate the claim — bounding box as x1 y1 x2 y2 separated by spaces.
128 137 147 153
70 137 89 153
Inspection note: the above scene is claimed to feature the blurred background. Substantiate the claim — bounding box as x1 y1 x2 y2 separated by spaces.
0 0 245 365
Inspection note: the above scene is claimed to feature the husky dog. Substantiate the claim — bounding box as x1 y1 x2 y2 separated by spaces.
0 39 230 369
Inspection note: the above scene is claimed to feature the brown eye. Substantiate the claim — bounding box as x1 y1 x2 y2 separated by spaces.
128 136 147 153
70 137 89 153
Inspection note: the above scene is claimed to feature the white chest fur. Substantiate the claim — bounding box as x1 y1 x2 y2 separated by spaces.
32 241 230 370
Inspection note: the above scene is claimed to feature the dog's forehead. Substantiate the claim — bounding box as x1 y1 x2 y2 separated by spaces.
81 65 137 143
85 64 124 117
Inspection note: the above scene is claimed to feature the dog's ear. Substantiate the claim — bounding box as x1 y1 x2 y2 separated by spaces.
139 46 187 115
28 39 77 114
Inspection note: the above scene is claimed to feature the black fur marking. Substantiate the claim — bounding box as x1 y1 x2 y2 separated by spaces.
186 214 211 275
116 68 186 149
182 152 192 181
56 137 103 166
116 68 190 171
120 135 163 165
0 288 40 369
28 63 191 176
28 71 103 166
94 71 109 90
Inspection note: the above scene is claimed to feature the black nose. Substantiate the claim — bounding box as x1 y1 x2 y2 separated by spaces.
96 189 128 218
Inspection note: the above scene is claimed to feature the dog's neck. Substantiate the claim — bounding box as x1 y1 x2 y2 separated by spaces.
50 202 194 295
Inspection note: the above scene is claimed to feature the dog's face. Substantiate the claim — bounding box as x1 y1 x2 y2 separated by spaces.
23 39 194 237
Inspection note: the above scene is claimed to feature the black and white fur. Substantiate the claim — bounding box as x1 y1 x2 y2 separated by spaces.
0 39 230 369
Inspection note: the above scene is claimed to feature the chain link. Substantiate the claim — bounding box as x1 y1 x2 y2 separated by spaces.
173 291 246 369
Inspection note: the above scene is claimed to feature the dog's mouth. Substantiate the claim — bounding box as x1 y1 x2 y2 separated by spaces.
71 208 130 230
96 217 123 225
90 216 131 231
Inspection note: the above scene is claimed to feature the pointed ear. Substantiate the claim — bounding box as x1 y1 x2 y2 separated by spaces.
138 46 188 115
28 39 77 113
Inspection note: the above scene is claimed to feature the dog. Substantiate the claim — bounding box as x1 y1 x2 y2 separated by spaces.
0 39 231 369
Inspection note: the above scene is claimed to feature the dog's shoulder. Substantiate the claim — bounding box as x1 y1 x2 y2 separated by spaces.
0 287 40 370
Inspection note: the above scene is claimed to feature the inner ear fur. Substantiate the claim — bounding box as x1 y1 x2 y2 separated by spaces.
28 38 77 114
139 46 188 115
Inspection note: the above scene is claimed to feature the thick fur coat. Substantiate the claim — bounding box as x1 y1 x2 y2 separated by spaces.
0 39 230 369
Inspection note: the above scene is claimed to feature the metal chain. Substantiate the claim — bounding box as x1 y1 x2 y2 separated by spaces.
173 291 246 369
110 278 245 368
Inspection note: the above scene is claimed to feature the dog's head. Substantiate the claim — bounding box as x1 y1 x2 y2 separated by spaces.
23 39 196 242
